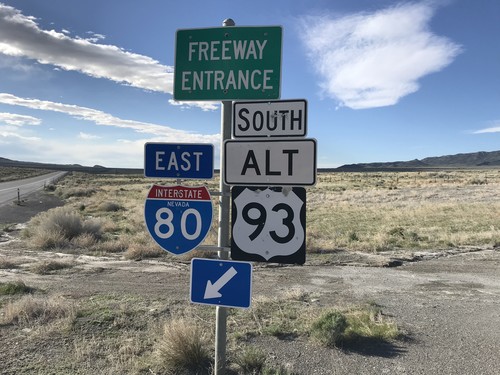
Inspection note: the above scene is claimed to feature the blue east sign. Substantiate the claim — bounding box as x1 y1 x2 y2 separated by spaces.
144 143 214 179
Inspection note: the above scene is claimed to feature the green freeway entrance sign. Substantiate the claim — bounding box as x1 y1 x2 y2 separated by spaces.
174 26 282 101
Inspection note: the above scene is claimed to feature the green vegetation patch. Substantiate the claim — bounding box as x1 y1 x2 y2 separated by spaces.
0 280 33 295
72 295 152 335
310 303 401 348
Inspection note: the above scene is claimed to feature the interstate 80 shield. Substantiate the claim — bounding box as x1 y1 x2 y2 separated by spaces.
144 185 213 255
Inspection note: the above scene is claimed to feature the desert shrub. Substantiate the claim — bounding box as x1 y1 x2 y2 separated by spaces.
310 305 400 348
343 304 400 341
0 281 32 295
97 201 124 212
234 346 267 375
1 295 74 325
0 258 18 270
25 207 103 249
93 237 128 253
57 187 97 199
124 243 163 260
30 260 74 275
469 178 487 185
39 208 83 239
71 232 98 248
310 310 348 347
44 183 57 192
155 318 212 374
29 228 69 250
81 218 103 238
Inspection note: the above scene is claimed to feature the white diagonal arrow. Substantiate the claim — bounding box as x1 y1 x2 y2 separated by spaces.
204 266 238 299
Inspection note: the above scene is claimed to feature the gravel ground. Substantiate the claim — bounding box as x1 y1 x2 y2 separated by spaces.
250 250 500 374
0 190 63 226
0 190 499 374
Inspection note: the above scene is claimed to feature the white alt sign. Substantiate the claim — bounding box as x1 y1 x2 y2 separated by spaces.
224 139 317 186
233 99 307 138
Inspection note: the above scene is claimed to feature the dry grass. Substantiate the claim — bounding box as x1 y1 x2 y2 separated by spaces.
123 243 164 260
30 260 75 275
308 170 500 253
1 295 75 325
97 201 125 212
1 169 497 374
36 170 500 258
23 207 104 250
0 167 53 183
0 257 18 270
155 318 213 374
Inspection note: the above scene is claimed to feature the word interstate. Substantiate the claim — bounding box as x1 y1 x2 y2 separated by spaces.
152 186 205 200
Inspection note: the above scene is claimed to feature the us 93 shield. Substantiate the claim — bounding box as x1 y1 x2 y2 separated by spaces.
231 186 306 264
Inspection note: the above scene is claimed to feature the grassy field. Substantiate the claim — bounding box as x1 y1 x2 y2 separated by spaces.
18 169 500 258
1 168 499 374
308 170 500 253
0 167 55 183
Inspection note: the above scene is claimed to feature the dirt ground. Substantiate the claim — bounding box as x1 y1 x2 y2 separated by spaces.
1 191 499 374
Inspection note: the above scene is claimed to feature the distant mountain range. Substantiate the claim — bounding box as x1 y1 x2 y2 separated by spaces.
0 157 141 174
335 150 500 171
1 150 499 174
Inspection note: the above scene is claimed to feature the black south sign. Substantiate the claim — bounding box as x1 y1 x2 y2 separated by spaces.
232 99 307 138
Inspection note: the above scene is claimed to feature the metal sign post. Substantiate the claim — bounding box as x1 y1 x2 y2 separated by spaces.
173 17 285 374
215 17 235 375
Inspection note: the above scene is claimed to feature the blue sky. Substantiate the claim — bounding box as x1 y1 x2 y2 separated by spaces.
0 0 498 168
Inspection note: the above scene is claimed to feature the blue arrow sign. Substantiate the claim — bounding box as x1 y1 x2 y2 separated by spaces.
144 143 214 179
190 258 252 309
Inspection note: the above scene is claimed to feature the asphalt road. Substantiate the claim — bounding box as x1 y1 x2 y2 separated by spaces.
0 171 66 207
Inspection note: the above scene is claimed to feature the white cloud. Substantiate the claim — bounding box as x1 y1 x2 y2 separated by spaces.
0 4 173 94
299 3 462 109
0 4 219 111
168 99 219 112
474 122 500 134
0 124 40 141
0 130 221 168
0 92 219 142
0 112 41 126
0 92 221 167
0 93 220 168
78 131 101 140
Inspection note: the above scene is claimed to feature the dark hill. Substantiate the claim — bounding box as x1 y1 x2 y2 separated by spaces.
421 151 500 167
2 150 499 174
337 150 500 171
0 158 142 174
